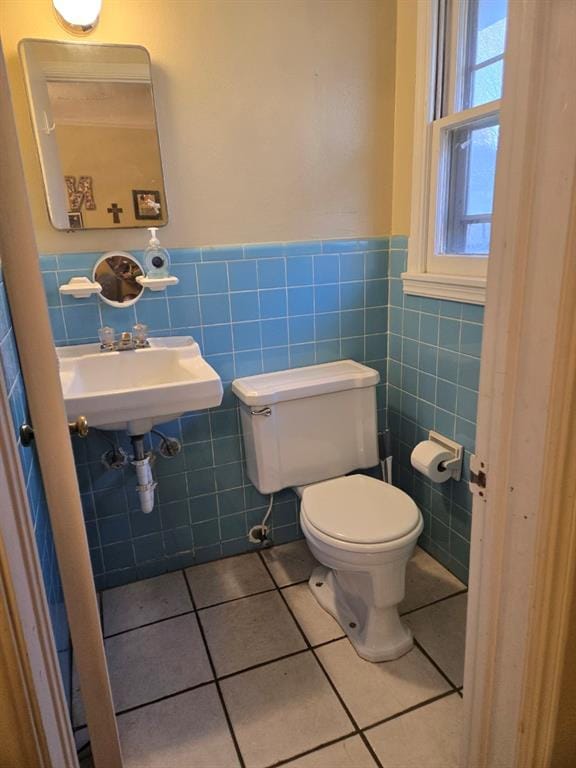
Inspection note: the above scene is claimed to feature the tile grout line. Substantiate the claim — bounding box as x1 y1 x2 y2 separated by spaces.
91 574 349 729
361 688 461 734
217 647 310 683
103 607 197 640
101 576 316 640
181 569 246 768
92 547 466 756
258 548 468 763
399 587 468 618
87 678 216 725
102 581 279 639
78 635 343 730
413 637 460 691
264 730 358 768
257 551 385 768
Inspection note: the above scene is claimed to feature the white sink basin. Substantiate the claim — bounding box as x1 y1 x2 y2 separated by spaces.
56 336 223 435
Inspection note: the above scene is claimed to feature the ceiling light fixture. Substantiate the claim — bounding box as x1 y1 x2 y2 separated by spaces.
53 0 102 35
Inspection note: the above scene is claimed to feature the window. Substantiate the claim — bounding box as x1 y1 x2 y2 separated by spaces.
404 0 508 303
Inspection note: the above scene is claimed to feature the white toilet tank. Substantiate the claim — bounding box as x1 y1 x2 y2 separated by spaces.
232 361 380 494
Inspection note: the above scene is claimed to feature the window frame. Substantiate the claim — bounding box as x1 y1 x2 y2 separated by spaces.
403 0 505 304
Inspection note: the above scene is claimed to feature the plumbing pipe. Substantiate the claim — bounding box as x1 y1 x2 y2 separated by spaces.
248 493 274 544
131 435 157 514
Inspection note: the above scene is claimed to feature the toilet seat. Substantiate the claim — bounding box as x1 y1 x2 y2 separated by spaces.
301 474 420 545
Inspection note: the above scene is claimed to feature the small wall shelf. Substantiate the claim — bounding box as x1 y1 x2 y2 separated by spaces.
136 275 179 292
59 277 102 299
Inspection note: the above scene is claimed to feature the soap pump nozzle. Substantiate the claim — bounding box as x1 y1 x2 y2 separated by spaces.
144 226 170 277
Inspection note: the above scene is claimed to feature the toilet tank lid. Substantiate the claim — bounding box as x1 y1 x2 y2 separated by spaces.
232 360 380 406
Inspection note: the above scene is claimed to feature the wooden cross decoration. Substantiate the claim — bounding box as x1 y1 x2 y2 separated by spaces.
107 203 123 224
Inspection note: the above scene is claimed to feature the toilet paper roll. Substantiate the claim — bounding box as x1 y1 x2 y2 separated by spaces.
410 440 453 483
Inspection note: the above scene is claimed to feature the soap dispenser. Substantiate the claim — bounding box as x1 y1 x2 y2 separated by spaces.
144 227 171 278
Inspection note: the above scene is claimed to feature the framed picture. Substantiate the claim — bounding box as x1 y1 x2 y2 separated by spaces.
132 189 162 220
67 211 84 229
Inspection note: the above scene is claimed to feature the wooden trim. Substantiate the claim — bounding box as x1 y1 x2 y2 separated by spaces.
0 41 123 768
407 0 436 277
462 1 576 765
516 177 576 765
0 572 46 768
401 271 485 304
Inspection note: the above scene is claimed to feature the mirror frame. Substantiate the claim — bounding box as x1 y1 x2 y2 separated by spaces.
93 251 145 307
18 38 169 232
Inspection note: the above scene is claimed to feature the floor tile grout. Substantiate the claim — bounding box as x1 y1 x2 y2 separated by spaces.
360 688 461 734
399 587 468 618
264 730 358 768
80 637 349 729
100 568 312 640
256 548 466 767
217 647 310 682
257 550 386 768
195 585 277 612
91 544 466 766
106 678 215 720
103 606 197 639
98 551 464 641
181 569 247 768
413 637 460 690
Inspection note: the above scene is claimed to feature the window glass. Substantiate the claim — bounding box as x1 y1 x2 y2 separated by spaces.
445 118 499 255
463 0 507 108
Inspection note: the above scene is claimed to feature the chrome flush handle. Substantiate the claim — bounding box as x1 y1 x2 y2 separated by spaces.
250 407 272 417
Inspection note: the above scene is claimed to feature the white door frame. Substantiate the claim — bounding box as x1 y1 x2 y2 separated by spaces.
462 0 576 765
0 366 77 766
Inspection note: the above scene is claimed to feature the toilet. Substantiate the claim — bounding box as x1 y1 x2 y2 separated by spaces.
232 360 423 662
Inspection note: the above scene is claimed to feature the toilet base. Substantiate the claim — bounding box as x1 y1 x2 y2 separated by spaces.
309 565 414 662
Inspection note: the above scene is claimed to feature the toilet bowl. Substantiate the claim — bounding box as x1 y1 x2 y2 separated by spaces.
232 360 423 663
298 474 423 662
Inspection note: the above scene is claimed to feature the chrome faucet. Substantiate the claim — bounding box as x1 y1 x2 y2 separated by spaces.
98 324 150 352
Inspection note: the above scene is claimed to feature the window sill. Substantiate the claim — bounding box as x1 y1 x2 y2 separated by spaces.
401 271 486 305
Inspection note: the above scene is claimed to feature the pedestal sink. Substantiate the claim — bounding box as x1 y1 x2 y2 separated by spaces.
56 336 223 435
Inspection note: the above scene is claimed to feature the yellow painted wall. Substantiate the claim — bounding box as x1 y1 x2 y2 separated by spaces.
0 0 397 254
391 0 417 235
57 125 165 228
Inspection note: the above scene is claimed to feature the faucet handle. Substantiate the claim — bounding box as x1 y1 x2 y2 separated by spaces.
98 326 115 350
133 323 149 348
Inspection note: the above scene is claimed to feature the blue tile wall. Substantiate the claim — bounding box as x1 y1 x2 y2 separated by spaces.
40 234 480 587
387 237 482 583
0 271 70 706
41 238 389 589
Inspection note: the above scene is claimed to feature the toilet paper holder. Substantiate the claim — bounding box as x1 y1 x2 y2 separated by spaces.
428 431 463 481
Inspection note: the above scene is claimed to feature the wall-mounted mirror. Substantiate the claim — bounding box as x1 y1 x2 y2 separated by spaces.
94 252 144 306
19 40 168 231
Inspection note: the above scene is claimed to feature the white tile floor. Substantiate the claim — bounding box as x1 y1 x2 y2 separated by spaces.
76 542 467 768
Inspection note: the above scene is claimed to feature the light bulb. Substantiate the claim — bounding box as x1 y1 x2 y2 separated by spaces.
53 0 102 34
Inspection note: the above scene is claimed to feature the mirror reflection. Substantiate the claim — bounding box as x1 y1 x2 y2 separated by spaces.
19 40 168 231
94 252 144 306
